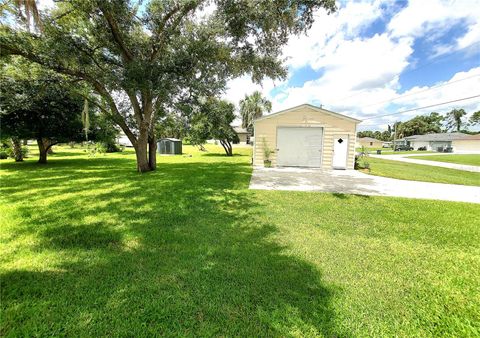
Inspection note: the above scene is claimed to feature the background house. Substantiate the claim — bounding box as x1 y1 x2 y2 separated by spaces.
232 126 251 145
357 137 383 148
117 132 133 147
253 104 360 169
404 132 480 152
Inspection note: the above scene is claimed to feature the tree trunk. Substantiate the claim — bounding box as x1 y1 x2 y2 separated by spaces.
11 137 23 162
134 135 151 172
37 138 48 164
148 133 157 171
220 140 233 156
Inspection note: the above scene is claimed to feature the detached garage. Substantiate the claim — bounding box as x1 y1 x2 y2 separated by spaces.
253 104 361 169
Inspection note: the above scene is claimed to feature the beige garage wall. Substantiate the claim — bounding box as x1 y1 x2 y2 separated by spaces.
254 106 358 169
452 140 480 153
358 139 383 148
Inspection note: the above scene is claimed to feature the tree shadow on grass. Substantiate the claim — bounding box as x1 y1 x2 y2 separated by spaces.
1 155 346 336
200 152 250 157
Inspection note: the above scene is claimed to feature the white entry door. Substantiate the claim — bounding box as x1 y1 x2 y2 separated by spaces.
332 135 349 169
277 127 323 167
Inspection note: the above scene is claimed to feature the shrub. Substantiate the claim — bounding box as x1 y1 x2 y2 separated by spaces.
262 137 274 161
101 142 123 153
355 146 370 171
6 146 29 159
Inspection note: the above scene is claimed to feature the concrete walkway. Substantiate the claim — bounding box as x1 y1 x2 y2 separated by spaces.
370 153 480 172
249 167 480 204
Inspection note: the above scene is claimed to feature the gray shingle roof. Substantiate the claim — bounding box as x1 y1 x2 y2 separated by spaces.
404 132 470 141
233 126 249 134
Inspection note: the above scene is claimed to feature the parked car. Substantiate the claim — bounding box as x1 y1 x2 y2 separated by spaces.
394 145 413 151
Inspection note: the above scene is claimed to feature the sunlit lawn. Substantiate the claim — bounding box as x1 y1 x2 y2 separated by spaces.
363 156 480 186
1 145 479 337
409 154 480 166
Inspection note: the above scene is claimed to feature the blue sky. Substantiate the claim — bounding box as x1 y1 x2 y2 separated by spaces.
225 0 480 131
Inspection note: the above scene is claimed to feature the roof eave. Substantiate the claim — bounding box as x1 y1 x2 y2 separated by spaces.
254 103 362 124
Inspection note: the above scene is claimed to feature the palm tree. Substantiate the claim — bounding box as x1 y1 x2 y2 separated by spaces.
239 91 272 134
445 108 467 132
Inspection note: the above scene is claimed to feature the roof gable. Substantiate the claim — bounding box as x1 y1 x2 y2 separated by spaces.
254 104 362 124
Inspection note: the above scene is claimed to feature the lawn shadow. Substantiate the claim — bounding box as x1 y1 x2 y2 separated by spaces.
1 155 345 336
332 192 371 199
200 152 250 157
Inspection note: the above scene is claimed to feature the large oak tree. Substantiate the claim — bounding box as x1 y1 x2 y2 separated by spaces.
0 0 335 172
0 76 84 163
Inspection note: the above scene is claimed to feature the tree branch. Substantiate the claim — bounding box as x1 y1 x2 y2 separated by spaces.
150 2 199 61
99 5 134 63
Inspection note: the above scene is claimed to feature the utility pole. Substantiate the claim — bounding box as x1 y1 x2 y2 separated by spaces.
393 121 397 151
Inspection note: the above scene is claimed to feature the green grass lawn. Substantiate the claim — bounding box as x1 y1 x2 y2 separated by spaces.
356 148 435 155
1 145 479 337
362 157 480 186
409 154 480 166
378 150 434 155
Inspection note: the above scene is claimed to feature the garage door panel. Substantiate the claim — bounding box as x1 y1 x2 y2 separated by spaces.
277 127 323 167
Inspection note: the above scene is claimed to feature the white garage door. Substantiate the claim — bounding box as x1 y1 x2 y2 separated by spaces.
277 127 323 167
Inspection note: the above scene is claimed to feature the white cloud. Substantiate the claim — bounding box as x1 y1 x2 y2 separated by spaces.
283 0 386 69
223 0 480 130
358 68 480 128
222 75 279 106
388 0 480 56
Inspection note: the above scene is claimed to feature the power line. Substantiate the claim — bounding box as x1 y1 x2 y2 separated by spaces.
361 74 480 108
330 40 480 103
361 94 480 121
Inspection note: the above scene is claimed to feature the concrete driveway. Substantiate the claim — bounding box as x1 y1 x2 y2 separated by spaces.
249 167 480 204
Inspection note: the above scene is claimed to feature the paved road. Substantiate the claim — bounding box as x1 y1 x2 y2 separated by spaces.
249 167 480 204
370 153 480 172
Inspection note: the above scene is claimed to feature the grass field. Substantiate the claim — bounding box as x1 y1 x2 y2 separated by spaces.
355 148 434 155
409 154 480 166
362 156 480 186
1 145 479 337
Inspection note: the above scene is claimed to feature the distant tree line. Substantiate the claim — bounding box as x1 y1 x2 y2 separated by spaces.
358 109 480 140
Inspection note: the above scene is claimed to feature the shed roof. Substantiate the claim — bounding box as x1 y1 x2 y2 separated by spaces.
254 103 362 123
404 132 470 141
160 138 181 141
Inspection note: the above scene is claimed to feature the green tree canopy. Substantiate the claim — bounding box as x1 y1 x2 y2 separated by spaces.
0 75 84 163
397 112 444 137
239 91 272 133
189 98 239 156
0 0 336 172
155 112 188 140
469 111 480 127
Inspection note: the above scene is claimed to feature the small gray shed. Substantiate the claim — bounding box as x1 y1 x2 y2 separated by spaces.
157 138 182 155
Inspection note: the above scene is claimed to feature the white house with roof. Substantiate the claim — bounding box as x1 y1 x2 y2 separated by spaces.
404 132 480 153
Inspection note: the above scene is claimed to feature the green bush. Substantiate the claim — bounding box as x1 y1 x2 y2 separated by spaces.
100 142 123 153
89 142 123 155
6 146 29 159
